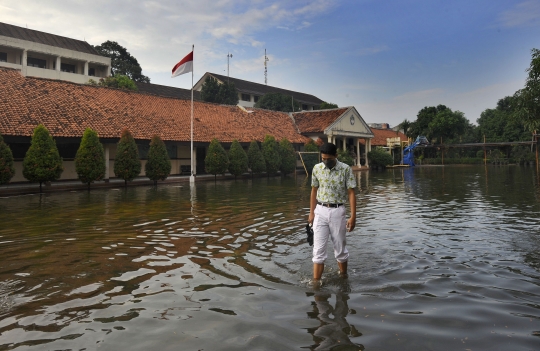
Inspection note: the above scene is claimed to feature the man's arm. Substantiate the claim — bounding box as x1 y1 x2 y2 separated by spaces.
308 187 318 224
346 188 356 232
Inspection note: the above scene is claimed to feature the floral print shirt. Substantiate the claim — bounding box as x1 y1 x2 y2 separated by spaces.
311 160 356 204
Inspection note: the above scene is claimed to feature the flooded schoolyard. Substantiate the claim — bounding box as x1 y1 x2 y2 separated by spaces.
0 165 539 350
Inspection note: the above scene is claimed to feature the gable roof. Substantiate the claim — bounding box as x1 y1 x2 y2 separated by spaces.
0 22 100 56
135 82 201 101
0 68 308 144
360 128 408 146
293 108 350 133
196 72 324 106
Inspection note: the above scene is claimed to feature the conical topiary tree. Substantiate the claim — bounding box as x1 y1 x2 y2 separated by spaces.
279 138 296 176
23 124 63 192
262 134 281 176
205 138 229 181
228 139 248 179
0 133 15 185
114 128 141 187
247 140 266 176
75 128 106 190
145 135 172 185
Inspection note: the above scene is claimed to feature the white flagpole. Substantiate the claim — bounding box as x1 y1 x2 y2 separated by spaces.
190 44 195 184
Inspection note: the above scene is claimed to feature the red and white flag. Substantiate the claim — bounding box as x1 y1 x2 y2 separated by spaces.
171 51 193 78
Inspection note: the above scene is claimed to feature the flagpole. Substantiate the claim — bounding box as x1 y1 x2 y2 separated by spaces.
190 44 195 184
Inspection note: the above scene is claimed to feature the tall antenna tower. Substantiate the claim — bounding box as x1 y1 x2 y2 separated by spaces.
264 49 269 85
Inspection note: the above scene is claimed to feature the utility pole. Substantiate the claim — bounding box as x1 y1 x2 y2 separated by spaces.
264 49 269 85
227 52 233 83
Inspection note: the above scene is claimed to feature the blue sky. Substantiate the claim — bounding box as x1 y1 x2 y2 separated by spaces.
2 0 540 127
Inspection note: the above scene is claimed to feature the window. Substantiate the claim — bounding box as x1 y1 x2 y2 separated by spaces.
0 52 6 62
253 95 260 103
61 63 76 73
89 67 95 76
302 104 308 110
241 93 251 102
27 57 46 68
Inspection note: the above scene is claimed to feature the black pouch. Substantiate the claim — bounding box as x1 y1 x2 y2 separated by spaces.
305 223 314 246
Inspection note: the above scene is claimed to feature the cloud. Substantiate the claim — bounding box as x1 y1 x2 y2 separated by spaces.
499 0 540 27
355 45 389 56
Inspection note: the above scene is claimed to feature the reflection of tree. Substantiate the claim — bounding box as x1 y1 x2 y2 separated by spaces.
306 291 364 350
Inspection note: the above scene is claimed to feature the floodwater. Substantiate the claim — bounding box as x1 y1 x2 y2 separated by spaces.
1 165 540 351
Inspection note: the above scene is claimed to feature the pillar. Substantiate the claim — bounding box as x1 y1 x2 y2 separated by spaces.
192 147 197 175
356 138 360 166
84 61 89 76
56 56 61 72
22 49 27 76
327 135 332 143
342 136 346 151
104 145 110 182
365 138 370 168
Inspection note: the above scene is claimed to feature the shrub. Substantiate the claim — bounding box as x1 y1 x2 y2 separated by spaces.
114 129 141 186
0 133 15 185
75 128 106 189
247 140 266 175
23 124 64 192
205 138 229 180
228 139 248 178
279 138 296 175
262 135 281 175
337 149 354 166
368 148 393 168
145 135 171 185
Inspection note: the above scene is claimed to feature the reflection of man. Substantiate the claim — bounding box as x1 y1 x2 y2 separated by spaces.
309 291 363 350
308 143 357 284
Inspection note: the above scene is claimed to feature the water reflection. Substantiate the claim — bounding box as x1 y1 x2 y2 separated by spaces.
307 290 364 351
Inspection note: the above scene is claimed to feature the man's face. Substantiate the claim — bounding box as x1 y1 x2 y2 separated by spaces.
321 153 337 169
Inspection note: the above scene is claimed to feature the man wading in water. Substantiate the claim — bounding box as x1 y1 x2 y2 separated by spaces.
308 142 357 285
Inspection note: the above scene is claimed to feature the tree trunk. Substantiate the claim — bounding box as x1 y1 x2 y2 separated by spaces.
39 181 42 193
124 179 127 188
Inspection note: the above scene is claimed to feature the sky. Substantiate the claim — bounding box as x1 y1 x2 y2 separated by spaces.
2 0 540 127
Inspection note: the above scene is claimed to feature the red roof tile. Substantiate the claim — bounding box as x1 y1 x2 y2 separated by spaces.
360 128 408 146
0 69 309 144
292 108 349 133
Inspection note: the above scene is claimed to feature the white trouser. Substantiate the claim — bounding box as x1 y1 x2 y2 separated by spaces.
312 204 349 264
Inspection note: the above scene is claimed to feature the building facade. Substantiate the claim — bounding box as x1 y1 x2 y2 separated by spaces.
0 22 111 84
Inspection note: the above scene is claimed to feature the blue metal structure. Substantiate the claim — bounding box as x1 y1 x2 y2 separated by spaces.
403 136 429 166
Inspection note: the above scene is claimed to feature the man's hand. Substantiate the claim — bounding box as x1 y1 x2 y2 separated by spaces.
308 212 315 225
346 217 356 232
309 187 318 225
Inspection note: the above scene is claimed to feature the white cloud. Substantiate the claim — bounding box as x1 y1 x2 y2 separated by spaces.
499 0 540 27
355 45 389 56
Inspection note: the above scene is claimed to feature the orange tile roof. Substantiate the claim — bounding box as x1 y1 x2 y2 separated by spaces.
0 69 309 144
292 108 349 133
359 128 408 146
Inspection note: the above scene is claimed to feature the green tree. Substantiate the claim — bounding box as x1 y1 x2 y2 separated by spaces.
205 138 229 181
93 40 150 82
477 96 529 142
145 135 172 185
75 128 106 190
0 133 15 185
319 101 338 110
247 140 266 175
261 135 281 175
429 109 468 141
398 119 412 137
303 138 319 174
89 75 138 91
228 139 248 178
279 138 296 176
200 76 221 103
217 81 239 105
114 128 141 187
254 92 300 112
514 48 540 133
22 124 63 192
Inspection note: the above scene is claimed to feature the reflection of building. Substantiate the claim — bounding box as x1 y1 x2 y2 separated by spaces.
194 72 323 110
0 22 111 84
294 107 375 167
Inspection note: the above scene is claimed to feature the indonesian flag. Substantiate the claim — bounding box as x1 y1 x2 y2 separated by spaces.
171 51 193 78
